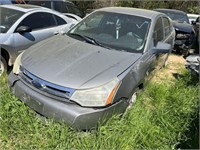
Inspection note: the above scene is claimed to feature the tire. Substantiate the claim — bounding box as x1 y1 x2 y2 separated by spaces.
127 88 140 109
0 56 7 76
127 92 137 109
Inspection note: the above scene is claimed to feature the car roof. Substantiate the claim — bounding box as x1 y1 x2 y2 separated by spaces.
155 8 186 15
187 14 199 17
0 4 48 13
96 7 163 19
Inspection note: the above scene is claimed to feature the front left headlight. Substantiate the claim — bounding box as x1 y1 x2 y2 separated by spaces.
70 78 120 107
13 52 24 75
176 33 190 39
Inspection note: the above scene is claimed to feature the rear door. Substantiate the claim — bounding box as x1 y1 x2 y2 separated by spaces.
160 16 174 67
152 15 174 69
152 16 166 69
13 12 67 53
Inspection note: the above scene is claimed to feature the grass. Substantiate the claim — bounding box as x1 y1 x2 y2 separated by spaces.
0 55 199 149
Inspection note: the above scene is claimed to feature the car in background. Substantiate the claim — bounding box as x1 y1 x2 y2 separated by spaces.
155 9 195 55
63 13 82 22
0 4 78 76
28 0 85 19
0 0 12 4
185 55 199 75
0 0 28 4
187 13 199 24
9 7 175 129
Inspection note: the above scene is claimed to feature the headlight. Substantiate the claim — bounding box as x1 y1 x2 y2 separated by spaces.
176 33 190 39
70 78 120 107
13 52 24 75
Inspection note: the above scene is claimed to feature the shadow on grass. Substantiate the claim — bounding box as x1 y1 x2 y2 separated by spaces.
176 110 199 149
172 72 199 86
173 72 199 149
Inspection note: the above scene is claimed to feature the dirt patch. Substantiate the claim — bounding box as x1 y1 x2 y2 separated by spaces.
152 54 186 83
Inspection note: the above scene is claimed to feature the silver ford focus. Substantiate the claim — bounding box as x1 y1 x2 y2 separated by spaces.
9 7 175 129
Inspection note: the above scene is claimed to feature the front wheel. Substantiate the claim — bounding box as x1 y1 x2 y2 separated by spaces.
0 56 7 76
127 87 140 109
163 53 170 68
127 92 137 109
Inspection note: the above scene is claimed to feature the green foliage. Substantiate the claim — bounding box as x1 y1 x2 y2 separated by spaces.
0 68 198 149
73 1 95 11
77 0 199 14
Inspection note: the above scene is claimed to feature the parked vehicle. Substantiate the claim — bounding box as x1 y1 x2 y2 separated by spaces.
187 13 199 24
155 9 195 55
0 4 78 76
9 7 175 129
0 0 12 4
28 0 85 18
0 0 28 4
185 55 199 75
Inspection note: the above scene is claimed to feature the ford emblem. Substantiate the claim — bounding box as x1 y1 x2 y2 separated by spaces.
32 79 46 89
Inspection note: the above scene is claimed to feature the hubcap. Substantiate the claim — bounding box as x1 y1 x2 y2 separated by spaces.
0 60 5 76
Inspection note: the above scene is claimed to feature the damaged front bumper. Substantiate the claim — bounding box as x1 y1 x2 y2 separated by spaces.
185 55 200 75
174 31 195 55
8 72 129 130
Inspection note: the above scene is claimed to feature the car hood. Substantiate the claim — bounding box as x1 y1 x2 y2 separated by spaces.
172 21 193 33
22 35 142 89
0 33 11 44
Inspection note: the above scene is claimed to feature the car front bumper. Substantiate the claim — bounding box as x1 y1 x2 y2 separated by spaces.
8 72 129 130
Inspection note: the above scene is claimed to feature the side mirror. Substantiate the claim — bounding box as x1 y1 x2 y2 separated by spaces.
16 26 32 34
152 42 171 54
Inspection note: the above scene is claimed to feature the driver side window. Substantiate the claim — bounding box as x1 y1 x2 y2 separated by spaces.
17 12 57 31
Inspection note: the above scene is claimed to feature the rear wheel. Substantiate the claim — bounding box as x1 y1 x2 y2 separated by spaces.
0 56 7 76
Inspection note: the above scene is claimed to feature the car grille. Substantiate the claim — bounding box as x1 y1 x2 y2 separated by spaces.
19 66 75 102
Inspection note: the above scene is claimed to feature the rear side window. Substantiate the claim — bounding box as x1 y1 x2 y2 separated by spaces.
153 17 164 46
54 15 67 25
18 12 57 30
163 17 170 37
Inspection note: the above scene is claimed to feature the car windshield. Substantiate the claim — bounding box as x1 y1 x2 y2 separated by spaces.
0 7 24 33
68 11 151 53
164 12 189 23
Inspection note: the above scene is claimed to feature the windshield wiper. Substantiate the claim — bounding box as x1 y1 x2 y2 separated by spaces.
69 33 112 50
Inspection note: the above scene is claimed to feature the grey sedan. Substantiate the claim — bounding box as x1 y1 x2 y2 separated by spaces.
0 4 77 76
9 7 175 129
